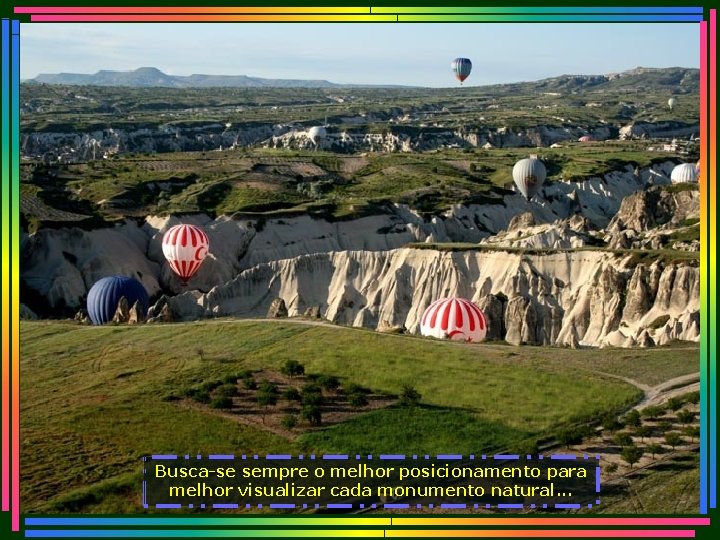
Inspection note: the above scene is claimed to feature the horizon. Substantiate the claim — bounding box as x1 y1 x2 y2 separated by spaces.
20 23 699 87
24 64 700 89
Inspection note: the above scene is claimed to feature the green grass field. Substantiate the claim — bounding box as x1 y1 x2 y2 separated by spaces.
21 140 690 223
20 319 699 513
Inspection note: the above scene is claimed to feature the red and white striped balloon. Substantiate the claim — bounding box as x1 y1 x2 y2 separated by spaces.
161 224 209 283
420 297 488 342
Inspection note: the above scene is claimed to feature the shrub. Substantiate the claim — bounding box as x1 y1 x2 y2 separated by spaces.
677 410 695 424
348 392 369 408
215 384 237 398
200 380 223 393
601 414 623 433
683 391 700 405
605 462 619 473
613 432 634 447
343 383 368 396
191 390 211 404
302 382 322 396
641 405 664 419
667 397 684 411
282 388 302 403
399 384 422 407
281 414 298 430
622 410 641 428
243 376 257 391
258 380 278 395
280 360 305 378
557 428 584 446
210 396 233 409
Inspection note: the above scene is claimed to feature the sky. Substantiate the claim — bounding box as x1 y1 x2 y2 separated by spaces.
20 23 699 87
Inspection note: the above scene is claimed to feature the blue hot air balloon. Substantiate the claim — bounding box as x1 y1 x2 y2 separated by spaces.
86 276 149 325
451 58 472 85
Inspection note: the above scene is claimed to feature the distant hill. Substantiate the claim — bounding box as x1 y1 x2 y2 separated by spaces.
495 67 699 94
27 66 699 92
28 67 410 89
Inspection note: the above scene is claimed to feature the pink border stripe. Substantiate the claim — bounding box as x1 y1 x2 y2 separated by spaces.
28 14 386 21
14 6 370 13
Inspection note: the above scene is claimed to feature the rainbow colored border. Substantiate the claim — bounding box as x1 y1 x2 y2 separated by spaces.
0 3 717 539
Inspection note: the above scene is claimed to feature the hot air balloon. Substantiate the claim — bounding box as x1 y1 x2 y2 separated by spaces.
420 297 487 342
87 276 149 325
668 97 677 110
451 58 472 85
670 163 698 184
162 223 210 283
308 126 327 146
512 157 547 201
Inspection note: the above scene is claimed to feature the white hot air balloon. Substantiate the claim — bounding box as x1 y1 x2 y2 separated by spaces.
670 163 698 184
512 157 547 201
668 97 677 110
308 126 327 146
420 298 488 342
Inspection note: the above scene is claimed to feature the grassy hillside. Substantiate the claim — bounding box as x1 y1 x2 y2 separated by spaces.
20 319 699 513
21 142 687 223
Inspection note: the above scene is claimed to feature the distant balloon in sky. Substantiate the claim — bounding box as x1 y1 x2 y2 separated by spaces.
512 157 547 201
668 97 677 110
162 224 210 283
87 276 148 325
420 297 487 342
451 58 472 85
670 163 698 184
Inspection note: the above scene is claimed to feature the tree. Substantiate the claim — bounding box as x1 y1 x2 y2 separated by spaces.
682 425 700 442
646 443 664 459
318 374 340 393
281 360 305 378
257 390 278 423
613 432 634 447
634 425 651 442
601 414 623 433
667 397 684 411
621 445 644 469
282 387 302 403
623 410 641 428
301 404 322 425
259 380 279 395
641 405 664 420
677 410 695 424
664 432 683 450
399 384 421 407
